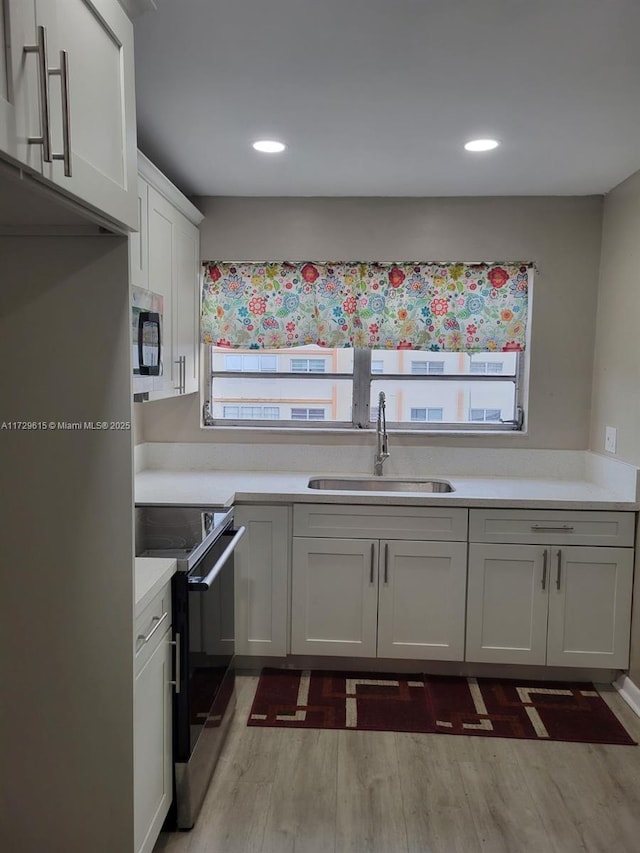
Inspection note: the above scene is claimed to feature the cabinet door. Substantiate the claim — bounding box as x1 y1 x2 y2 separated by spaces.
377 540 467 661
0 0 43 170
134 629 172 853
37 0 137 229
234 505 290 657
173 212 200 394
147 186 176 398
546 546 634 668
466 543 548 665
291 537 378 657
130 177 149 289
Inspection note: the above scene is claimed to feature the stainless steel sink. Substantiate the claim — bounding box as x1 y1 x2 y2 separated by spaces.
307 477 455 493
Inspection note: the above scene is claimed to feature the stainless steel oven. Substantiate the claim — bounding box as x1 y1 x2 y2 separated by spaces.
135 505 246 829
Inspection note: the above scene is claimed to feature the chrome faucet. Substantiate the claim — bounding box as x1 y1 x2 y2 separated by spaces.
374 391 390 475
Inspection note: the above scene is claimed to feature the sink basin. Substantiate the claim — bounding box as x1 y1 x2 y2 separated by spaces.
308 477 455 493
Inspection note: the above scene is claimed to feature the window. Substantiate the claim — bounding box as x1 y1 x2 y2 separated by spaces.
291 408 325 421
469 408 501 422
208 346 523 430
223 353 278 372
411 360 445 375
290 358 326 373
222 405 280 420
470 360 503 374
411 408 444 422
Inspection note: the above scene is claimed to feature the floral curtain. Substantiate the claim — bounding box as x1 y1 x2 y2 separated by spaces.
201 261 531 352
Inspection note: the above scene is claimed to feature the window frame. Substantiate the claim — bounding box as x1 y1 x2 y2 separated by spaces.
206 346 525 431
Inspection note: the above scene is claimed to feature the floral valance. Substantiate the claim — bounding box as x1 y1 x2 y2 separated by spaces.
201 261 531 352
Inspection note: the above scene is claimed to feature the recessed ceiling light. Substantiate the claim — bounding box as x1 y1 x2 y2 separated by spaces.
464 138 500 152
252 140 286 153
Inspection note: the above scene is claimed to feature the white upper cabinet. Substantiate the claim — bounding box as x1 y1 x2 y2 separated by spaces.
136 153 204 402
1 0 137 230
130 176 150 289
1 0 42 170
173 211 200 395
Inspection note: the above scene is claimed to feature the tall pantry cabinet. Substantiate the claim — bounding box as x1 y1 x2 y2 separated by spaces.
0 1 140 851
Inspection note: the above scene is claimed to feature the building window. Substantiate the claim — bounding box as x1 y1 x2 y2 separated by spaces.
290 358 326 373
469 408 502 422
410 408 444 422
470 360 504 374
223 353 278 372
291 407 325 421
222 405 280 420
411 360 445 375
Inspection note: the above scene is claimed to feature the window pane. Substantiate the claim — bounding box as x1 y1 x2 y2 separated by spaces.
372 350 516 376
213 345 352 374
212 375 352 423
290 358 327 373
221 405 280 420
371 378 515 425
469 408 501 422
291 407 326 421
371 360 384 374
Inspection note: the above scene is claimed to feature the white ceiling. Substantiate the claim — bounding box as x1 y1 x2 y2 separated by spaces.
133 0 640 198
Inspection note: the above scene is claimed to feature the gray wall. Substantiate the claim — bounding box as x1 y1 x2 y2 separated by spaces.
0 237 135 852
588 171 640 683
139 195 603 449
589 171 640 464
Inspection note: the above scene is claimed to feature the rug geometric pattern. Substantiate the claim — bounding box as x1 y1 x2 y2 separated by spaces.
247 669 636 745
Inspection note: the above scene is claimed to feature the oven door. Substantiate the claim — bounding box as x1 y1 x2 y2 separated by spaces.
171 525 245 829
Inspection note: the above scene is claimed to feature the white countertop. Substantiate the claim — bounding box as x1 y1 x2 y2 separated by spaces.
135 468 639 510
135 557 177 616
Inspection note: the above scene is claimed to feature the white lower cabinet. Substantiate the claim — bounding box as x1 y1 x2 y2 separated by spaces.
134 585 173 853
291 535 467 660
234 505 291 657
291 538 379 657
466 542 634 668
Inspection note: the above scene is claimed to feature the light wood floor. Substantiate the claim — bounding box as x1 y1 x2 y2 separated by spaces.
154 675 640 853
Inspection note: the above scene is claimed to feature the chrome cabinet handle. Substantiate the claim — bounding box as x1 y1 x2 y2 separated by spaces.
530 525 574 532
370 543 375 584
541 548 548 590
50 50 72 176
169 631 181 694
137 610 168 646
24 26 52 161
555 550 562 590
174 355 186 393
384 543 389 584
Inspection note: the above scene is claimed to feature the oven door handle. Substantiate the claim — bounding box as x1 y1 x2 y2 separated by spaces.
187 526 246 590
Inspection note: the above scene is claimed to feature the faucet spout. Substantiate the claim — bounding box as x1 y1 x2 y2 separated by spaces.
374 391 390 476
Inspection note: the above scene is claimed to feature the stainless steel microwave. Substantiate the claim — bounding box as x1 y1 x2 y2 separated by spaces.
132 285 163 399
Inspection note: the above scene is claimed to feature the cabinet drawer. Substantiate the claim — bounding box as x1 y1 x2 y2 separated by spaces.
469 509 635 547
294 504 468 541
135 582 172 670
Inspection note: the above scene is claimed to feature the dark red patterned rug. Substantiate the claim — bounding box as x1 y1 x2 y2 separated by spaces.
247 669 636 745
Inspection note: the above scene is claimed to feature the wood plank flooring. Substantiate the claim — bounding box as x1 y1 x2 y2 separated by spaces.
153 675 640 853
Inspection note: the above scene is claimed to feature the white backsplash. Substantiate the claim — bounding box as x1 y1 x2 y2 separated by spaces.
136 440 636 489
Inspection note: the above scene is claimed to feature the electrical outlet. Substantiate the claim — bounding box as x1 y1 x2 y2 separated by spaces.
605 426 617 454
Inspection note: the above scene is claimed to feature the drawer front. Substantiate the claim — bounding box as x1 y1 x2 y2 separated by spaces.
294 504 468 541
135 582 172 670
469 509 635 547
